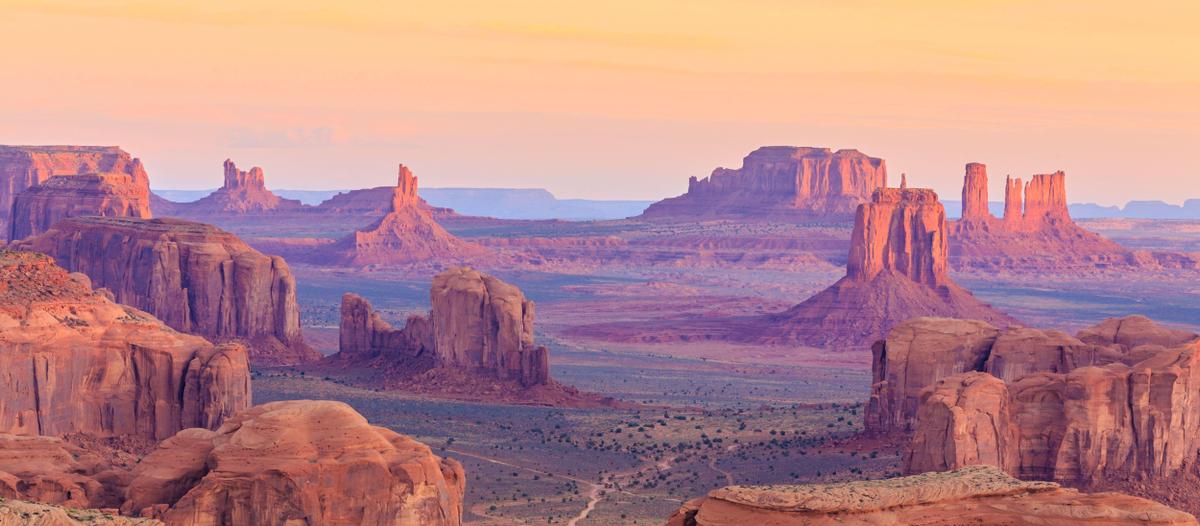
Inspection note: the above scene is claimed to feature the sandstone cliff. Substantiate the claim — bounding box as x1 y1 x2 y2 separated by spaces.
152 159 304 217
311 165 488 267
642 146 887 220
763 187 1012 348
122 400 465 526
0 251 251 441
667 465 1197 526
14 217 317 365
0 146 150 233
8 173 152 241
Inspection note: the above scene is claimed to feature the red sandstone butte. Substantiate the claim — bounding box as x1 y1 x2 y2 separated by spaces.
8 172 152 241
0 145 151 233
667 465 1197 526
641 146 887 220
762 186 1013 348
949 163 1141 271
311 164 489 267
152 159 305 217
14 216 318 366
0 250 251 441
122 400 465 526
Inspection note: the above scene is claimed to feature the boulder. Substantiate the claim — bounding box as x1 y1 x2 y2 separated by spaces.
123 400 465 526
14 217 317 365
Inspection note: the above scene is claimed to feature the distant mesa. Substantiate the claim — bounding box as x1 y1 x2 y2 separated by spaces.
0 250 251 441
641 146 887 221
14 216 319 366
8 171 153 241
759 185 1014 348
868 315 1200 512
151 158 305 216
667 465 1197 526
307 164 491 267
0 145 151 234
322 267 617 407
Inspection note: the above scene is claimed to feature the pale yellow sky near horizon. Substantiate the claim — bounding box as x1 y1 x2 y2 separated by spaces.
1 0 1196 204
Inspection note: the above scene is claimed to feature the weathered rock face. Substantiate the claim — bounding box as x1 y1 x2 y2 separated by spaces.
642 146 887 220
0 434 115 509
667 465 1198 526
763 187 1012 348
312 165 488 267
0 251 251 441
333 268 549 387
14 217 317 366
868 315 1191 436
8 173 152 241
122 400 465 526
888 315 1200 491
949 163 1138 270
0 146 150 233
153 159 304 217
431 267 549 386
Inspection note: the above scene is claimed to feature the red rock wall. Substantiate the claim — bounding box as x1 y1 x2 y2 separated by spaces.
14 217 316 365
846 188 948 287
1023 171 1070 224
0 145 150 231
1003 175 1023 224
8 173 152 241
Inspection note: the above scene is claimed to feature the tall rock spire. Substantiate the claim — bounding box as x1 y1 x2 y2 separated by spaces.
961 163 989 221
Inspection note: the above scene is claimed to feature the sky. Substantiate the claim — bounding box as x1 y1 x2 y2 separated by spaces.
1 0 1197 204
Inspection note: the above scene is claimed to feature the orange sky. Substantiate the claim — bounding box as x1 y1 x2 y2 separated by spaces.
1 0 1197 203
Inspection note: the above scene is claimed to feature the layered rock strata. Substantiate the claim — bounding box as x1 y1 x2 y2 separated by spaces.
0 145 150 232
763 187 1013 348
13 217 317 365
0 250 251 441
8 173 152 241
667 465 1197 526
642 146 887 220
122 400 465 526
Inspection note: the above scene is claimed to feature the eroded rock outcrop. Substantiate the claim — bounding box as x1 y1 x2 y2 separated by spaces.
880 315 1200 494
13 217 317 365
0 251 251 441
762 187 1013 348
667 465 1197 526
152 159 304 217
122 400 465 526
311 165 488 267
642 146 887 220
0 146 150 233
949 163 1142 270
8 173 152 242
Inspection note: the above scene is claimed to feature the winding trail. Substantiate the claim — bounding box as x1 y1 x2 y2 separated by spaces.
708 445 739 486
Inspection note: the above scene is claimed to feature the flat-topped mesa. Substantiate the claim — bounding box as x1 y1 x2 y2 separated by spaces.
333 268 549 387
0 250 251 440
847 187 947 288
0 145 150 231
667 465 1198 526
960 162 990 220
13 216 319 366
8 172 152 241
641 146 887 220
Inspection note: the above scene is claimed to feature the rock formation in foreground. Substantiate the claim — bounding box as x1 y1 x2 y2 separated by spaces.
121 400 465 526
8 172 152 241
761 186 1013 348
310 165 487 267
0 145 150 233
14 217 318 366
0 498 162 525
949 163 1147 271
868 314 1200 510
0 250 251 440
151 159 304 217
323 267 618 407
667 465 1197 526
642 146 887 221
